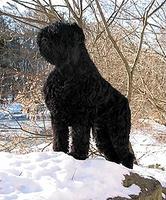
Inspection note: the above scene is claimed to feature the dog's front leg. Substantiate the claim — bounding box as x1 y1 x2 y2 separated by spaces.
69 125 90 160
51 113 69 153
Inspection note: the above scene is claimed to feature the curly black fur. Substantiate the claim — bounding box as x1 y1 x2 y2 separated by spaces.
37 22 134 169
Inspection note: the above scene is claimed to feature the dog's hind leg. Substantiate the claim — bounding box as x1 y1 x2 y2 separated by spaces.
107 98 134 169
92 124 121 164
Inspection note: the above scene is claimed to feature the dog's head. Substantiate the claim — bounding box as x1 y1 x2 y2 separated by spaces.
37 22 85 65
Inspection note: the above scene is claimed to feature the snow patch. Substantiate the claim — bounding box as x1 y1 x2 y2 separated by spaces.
131 129 166 169
0 152 141 200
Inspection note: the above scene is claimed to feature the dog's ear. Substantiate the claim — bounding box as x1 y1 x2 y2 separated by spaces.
71 23 85 43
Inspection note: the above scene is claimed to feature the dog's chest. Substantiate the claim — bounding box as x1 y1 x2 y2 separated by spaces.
51 84 92 123
48 77 86 107
44 72 97 121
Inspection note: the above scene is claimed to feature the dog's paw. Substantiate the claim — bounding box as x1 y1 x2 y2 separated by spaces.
68 152 88 160
121 152 134 169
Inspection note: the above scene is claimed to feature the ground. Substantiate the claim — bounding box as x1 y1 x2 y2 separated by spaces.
0 152 141 200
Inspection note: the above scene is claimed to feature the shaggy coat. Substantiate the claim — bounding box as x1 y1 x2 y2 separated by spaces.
37 22 134 169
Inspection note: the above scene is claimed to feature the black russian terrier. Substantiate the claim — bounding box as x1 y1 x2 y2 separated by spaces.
37 22 134 169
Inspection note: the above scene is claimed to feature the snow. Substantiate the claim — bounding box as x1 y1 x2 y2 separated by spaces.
7 103 23 114
139 118 166 134
131 129 166 169
0 103 26 120
0 152 140 200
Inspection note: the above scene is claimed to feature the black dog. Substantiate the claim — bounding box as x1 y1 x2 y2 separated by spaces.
37 22 134 168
